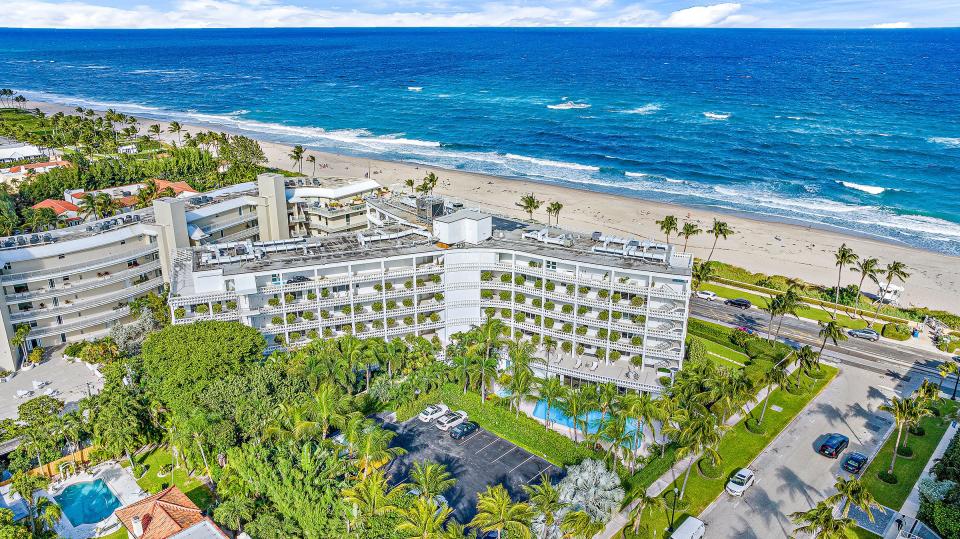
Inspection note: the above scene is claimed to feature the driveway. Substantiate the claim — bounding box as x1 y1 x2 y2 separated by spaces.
383 416 561 523
699 364 929 538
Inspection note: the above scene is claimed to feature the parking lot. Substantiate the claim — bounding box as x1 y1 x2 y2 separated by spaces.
383 415 562 522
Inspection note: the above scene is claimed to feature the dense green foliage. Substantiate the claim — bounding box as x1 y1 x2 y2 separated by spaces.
918 419 960 539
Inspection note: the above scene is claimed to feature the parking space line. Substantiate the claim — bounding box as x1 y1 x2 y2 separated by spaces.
475 438 500 454
526 464 552 484
456 431 482 445
490 447 517 463
507 455 535 475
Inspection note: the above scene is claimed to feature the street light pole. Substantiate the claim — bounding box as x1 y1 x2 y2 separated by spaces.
668 486 679 532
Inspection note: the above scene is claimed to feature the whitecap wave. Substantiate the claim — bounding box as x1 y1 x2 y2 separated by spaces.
928 137 960 148
624 172 647 178
703 112 731 120
548 101 591 110
837 181 888 195
407 86 423 92
502 154 599 171
619 104 661 115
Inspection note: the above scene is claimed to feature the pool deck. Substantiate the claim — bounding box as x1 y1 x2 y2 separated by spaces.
45 461 148 539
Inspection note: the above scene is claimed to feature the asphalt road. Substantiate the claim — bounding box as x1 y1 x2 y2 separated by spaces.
690 299 954 377
699 363 932 538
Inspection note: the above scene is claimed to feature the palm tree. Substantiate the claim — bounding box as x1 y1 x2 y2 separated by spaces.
774 289 803 341
405 178 416 195
850 257 880 311
879 396 911 475
939 360 960 400
656 215 678 245
167 121 183 146
706 219 735 262
789 500 856 539
34 496 62 534
11 472 47 534
474 317 505 401
758 360 790 425
691 261 714 291
409 462 456 500
469 485 534 539
559 510 601 539
873 261 910 323
833 244 858 313
901 396 932 448
817 319 847 361
25 207 56 232
517 194 543 221
559 386 592 443
399 497 452 539
623 492 666 538
679 222 701 251
621 391 659 469
213 497 254 538
536 377 566 428
307 154 317 176
675 412 727 499
355 426 406 478
508 368 535 418
148 123 162 142
289 145 305 173
828 475 879 521
342 470 406 531
523 477 565 539
762 295 784 343
265 402 319 442
546 201 563 226
793 346 819 386
312 382 350 438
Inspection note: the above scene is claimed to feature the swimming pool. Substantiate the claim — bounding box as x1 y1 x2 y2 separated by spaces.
54 479 121 526
532 400 641 447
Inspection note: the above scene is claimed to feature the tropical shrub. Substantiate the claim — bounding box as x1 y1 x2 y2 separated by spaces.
882 323 912 341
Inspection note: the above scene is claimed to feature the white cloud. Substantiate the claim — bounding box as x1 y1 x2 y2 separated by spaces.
661 3 744 27
871 21 912 28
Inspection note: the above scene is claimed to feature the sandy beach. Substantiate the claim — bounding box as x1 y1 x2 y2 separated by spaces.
21 99 960 312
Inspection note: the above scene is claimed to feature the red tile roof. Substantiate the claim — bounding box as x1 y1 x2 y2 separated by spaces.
31 199 79 216
115 487 217 539
118 195 139 207
6 160 70 174
154 179 198 196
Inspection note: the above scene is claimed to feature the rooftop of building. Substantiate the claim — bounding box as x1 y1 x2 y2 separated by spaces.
115 486 226 539
172 203 691 296
284 175 382 202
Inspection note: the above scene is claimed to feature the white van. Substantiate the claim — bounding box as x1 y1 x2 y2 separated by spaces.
671 517 706 539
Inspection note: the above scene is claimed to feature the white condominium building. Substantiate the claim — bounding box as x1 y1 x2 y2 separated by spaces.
168 199 693 393
0 173 380 372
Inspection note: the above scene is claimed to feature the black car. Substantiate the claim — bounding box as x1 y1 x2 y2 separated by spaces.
285 275 310 284
842 452 868 474
450 421 479 440
725 298 752 310
819 433 850 458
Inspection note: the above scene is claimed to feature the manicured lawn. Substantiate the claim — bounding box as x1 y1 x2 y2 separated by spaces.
396 384 599 467
100 528 129 539
848 527 882 539
694 336 748 368
700 283 876 330
860 399 960 510
126 447 215 510
622 365 838 538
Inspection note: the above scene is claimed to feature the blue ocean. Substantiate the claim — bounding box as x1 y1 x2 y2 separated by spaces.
2 28 959 254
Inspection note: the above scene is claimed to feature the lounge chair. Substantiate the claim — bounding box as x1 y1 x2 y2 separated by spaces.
574 357 582 369
589 361 599 371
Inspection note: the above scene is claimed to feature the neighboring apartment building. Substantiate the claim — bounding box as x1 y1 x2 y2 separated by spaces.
167 199 692 393
0 173 380 372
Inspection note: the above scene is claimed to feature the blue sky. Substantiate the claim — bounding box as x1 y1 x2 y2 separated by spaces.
5 0 959 28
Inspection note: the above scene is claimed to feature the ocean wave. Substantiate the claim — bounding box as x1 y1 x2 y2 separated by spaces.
837 181 888 195
548 101 591 110
703 112 731 120
129 69 193 75
618 104 661 115
624 172 647 178
407 86 423 92
502 154 599 171
928 137 960 148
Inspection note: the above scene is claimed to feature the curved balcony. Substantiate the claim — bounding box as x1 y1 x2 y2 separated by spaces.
1 246 158 285
30 306 131 339
5 260 162 303
10 278 163 322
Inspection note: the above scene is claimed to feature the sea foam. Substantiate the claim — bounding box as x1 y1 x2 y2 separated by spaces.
837 181 888 195
928 137 960 148
703 112 731 120
619 104 661 115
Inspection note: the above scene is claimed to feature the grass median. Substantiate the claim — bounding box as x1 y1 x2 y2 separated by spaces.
860 398 960 510
622 364 838 538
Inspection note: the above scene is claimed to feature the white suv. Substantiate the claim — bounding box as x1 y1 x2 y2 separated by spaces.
436 410 468 431
418 404 449 423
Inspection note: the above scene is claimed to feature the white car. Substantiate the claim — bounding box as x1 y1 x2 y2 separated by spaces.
418 404 449 423
435 410 468 431
695 290 718 301
725 468 756 496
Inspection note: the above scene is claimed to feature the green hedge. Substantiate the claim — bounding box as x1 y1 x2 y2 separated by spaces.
882 323 912 341
395 384 598 466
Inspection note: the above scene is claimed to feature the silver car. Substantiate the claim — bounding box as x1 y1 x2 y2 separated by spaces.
725 468 756 496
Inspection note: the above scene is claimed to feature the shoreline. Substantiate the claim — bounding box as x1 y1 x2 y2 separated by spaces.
17 98 960 311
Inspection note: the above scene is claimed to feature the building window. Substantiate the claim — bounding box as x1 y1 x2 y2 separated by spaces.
225 279 235 291
345 214 351 226
546 260 557 271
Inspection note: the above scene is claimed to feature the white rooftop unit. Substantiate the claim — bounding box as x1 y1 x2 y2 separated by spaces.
433 210 492 245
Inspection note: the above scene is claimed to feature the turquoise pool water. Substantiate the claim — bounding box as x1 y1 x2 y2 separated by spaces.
54 479 121 525
532 400 641 448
